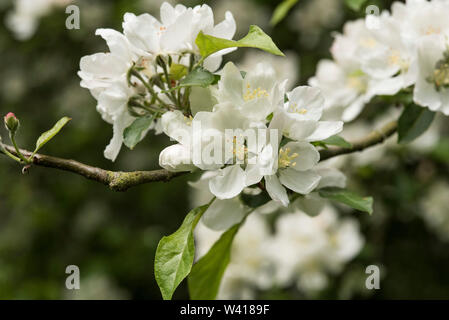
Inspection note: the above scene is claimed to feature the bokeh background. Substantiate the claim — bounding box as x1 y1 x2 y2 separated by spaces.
0 0 448 299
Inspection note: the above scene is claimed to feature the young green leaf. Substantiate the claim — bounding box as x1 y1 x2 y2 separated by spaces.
33 117 71 154
398 104 435 144
196 25 284 60
188 223 241 300
345 0 367 11
154 204 210 300
180 67 219 88
321 135 353 148
170 63 188 80
123 116 154 150
270 0 299 26
162 67 219 93
319 187 373 214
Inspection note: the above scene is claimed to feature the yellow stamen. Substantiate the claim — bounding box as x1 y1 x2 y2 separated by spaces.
278 147 299 169
243 83 269 101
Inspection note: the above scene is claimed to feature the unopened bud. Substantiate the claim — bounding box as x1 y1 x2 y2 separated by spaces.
4 112 19 134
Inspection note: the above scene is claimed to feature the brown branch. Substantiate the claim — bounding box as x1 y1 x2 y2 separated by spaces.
0 145 185 191
0 120 398 191
319 120 398 161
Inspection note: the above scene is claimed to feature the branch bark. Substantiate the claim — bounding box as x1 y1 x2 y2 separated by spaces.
0 145 185 191
319 120 398 161
0 120 398 191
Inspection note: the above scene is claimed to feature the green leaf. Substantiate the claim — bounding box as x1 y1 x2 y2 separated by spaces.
161 67 220 93
321 135 353 148
188 223 241 300
34 117 71 154
154 204 209 300
123 116 154 150
398 104 435 144
180 67 219 88
170 63 188 80
345 0 367 11
319 187 373 214
270 0 299 26
432 138 449 164
196 25 284 60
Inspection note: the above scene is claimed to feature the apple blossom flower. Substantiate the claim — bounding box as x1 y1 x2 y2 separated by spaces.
122 2 236 72
79 2 237 161
214 62 286 122
413 36 449 115
310 19 405 122
243 86 343 206
266 205 364 292
238 51 299 90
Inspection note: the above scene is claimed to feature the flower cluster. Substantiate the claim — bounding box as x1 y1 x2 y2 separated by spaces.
159 62 343 207
78 2 343 210
310 0 449 122
79 3 236 160
194 205 364 299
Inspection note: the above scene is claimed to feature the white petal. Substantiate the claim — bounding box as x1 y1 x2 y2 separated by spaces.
203 55 223 72
202 198 246 231
160 110 191 143
160 9 193 52
286 86 324 121
265 175 289 207
282 141 320 171
79 53 127 81
104 112 134 161
210 11 236 40
123 13 160 53
315 168 347 189
368 76 404 97
240 96 275 122
342 96 366 122
95 28 133 62
245 163 264 186
216 62 244 106
279 169 321 195
160 2 179 25
159 144 195 172
284 119 318 141
97 83 131 120
209 165 246 199
304 121 343 141
294 192 326 216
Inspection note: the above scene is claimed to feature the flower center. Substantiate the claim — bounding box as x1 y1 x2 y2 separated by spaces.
289 103 308 115
184 115 193 126
157 26 167 36
425 26 441 35
225 135 247 162
360 38 378 49
388 49 409 71
278 147 298 169
243 83 269 101
427 50 449 91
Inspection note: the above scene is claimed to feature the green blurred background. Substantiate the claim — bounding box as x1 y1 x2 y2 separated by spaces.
0 0 448 299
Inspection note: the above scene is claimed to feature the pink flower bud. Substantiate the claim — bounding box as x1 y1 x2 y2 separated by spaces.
4 112 19 134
